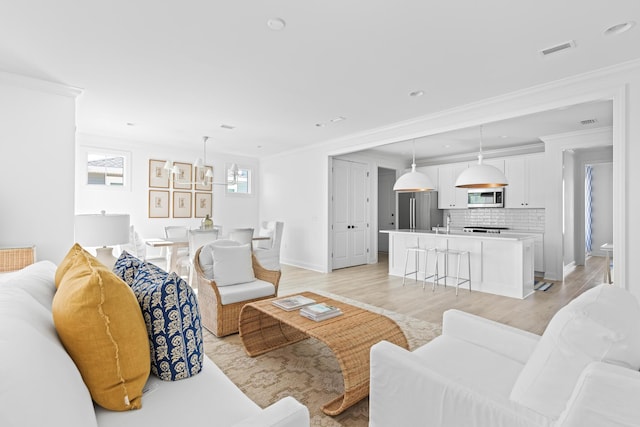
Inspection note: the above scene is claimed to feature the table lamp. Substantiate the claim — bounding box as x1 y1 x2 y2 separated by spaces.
74 211 130 269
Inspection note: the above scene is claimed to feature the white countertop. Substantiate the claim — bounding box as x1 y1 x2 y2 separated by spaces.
380 229 537 241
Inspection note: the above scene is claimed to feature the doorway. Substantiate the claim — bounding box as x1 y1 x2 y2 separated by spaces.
562 145 613 275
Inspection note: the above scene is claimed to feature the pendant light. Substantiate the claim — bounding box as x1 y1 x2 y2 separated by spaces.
455 126 508 188
393 140 434 192
164 136 238 185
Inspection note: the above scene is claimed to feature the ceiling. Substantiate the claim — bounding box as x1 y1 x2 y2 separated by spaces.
366 99 613 162
0 1 638 158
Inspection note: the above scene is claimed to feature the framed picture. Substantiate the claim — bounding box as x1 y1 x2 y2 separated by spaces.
195 165 213 191
149 190 170 218
148 159 169 188
173 191 192 218
195 192 212 218
172 162 192 190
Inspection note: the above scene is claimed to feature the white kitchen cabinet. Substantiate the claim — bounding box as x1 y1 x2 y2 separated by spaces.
383 230 535 299
438 163 468 209
504 153 545 208
502 231 544 273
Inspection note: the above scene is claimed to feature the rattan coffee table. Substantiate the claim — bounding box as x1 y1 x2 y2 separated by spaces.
238 291 408 416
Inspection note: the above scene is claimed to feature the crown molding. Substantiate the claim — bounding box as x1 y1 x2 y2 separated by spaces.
316 58 640 158
0 70 82 98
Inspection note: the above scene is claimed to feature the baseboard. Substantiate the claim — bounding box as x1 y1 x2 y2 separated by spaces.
563 261 576 277
281 258 327 273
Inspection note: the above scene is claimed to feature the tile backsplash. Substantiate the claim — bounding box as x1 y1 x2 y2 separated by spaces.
445 208 545 232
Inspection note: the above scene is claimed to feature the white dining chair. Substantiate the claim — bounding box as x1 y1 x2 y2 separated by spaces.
253 221 284 270
186 229 219 287
164 226 189 276
228 228 254 245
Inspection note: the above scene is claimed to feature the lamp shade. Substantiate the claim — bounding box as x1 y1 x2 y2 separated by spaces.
393 164 435 192
455 158 508 188
74 212 130 247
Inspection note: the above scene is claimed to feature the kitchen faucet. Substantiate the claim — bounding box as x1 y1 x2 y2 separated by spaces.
446 213 451 234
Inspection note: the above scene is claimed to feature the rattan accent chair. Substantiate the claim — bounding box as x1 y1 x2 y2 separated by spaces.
194 245 281 337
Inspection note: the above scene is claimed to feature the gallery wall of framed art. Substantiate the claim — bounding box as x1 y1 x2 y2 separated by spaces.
148 159 212 219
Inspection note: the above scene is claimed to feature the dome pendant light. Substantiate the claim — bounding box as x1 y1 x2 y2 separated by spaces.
393 140 434 192
455 126 508 188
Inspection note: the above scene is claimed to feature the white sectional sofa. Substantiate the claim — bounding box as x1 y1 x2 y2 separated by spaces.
0 261 309 427
369 283 640 427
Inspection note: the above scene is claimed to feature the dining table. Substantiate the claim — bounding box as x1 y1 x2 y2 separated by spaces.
145 239 189 274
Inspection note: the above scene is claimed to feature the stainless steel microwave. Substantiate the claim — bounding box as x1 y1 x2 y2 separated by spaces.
467 188 504 208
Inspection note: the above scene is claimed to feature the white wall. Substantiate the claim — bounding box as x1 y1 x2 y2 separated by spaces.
259 145 329 271
76 133 260 242
260 60 639 299
0 72 78 264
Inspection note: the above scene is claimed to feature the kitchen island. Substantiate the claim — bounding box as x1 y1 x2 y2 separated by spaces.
381 229 536 299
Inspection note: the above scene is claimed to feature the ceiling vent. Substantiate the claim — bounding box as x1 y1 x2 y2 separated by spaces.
540 40 576 56
220 124 235 130
580 119 598 125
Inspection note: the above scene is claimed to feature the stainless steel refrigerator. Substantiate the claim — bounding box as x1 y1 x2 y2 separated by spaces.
398 191 443 230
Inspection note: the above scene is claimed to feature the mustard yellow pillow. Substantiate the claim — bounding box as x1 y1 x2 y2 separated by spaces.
54 243 84 288
52 247 150 411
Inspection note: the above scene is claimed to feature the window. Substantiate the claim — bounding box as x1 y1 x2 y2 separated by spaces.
226 165 251 194
87 152 126 186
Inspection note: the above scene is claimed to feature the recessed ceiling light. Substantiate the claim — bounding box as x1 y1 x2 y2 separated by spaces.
604 21 635 36
126 122 135 126
409 90 424 97
315 123 325 127
267 18 286 31
330 116 346 123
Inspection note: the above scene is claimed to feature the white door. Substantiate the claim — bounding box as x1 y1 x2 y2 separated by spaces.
332 159 369 269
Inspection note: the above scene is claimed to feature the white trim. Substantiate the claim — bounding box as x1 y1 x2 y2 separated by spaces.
309 59 640 158
612 85 626 290
0 70 82 98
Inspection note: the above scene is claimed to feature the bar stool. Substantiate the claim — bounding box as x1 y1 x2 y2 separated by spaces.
434 249 471 296
403 246 438 289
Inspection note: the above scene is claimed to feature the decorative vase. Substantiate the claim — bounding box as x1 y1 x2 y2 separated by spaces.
201 214 213 230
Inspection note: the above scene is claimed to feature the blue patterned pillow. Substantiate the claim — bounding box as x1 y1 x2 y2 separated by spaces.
113 250 143 286
131 262 204 381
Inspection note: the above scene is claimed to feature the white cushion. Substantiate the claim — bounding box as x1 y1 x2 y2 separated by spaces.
510 284 640 419
95 357 260 427
0 261 57 310
217 279 276 305
0 274 98 427
211 243 255 286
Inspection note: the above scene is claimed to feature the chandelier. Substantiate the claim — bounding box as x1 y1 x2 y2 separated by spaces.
164 136 238 186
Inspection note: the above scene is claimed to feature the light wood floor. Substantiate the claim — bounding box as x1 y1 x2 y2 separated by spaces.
278 253 608 335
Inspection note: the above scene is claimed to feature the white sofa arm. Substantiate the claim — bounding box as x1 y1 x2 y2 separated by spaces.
555 362 640 427
370 340 546 427
442 309 540 364
231 396 309 427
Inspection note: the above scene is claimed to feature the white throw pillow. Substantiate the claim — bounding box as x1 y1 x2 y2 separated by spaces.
211 244 256 286
510 284 640 419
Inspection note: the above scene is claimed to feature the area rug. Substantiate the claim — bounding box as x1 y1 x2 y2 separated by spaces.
534 280 554 291
203 291 442 427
